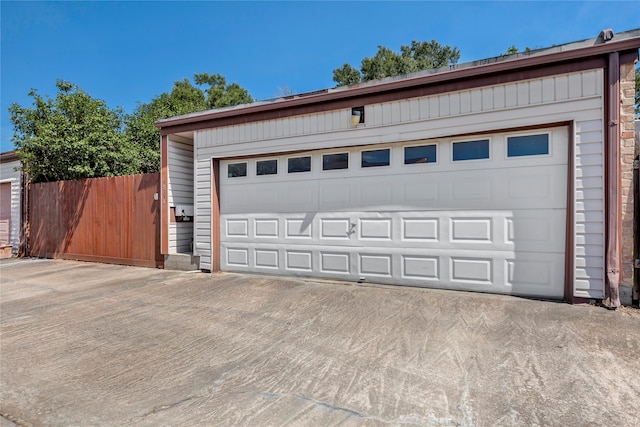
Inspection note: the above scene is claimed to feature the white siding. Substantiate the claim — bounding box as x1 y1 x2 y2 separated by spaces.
193 156 212 267
573 120 605 298
167 135 194 254
194 70 605 298
0 159 22 253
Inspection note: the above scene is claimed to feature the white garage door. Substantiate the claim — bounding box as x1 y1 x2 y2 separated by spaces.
219 127 568 298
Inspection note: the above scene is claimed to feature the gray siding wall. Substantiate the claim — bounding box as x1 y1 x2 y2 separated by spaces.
194 69 605 298
193 157 211 262
0 159 21 253
167 135 194 254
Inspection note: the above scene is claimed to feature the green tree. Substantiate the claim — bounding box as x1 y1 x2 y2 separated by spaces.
126 74 253 173
194 73 253 109
332 64 361 86
333 40 461 86
125 78 207 173
504 45 519 55
9 80 139 183
502 45 531 56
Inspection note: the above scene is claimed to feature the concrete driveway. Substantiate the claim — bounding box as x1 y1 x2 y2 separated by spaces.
1 259 639 426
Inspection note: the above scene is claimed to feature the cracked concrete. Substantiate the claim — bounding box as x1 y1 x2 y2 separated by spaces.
1 258 639 426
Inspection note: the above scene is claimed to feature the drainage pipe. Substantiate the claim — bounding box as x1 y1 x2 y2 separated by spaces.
605 51 621 308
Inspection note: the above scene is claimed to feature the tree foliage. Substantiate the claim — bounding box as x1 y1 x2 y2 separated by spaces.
333 40 461 86
10 75 254 180
502 45 531 56
126 73 254 173
9 80 139 183
504 45 519 55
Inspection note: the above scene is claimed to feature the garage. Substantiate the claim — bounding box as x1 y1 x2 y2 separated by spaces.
219 127 568 298
157 29 639 304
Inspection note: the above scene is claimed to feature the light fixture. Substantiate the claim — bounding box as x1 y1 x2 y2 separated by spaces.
351 106 364 127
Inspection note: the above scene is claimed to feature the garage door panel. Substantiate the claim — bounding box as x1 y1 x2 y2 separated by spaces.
402 255 439 280
319 180 353 210
226 219 249 238
451 176 493 202
252 185 282 212
220 240 563 297
450 257 493 284
224 165 565 214
219 127 569 298
359 253 393 277
222 191 249 213
505 210 566 252
320 251 351 274
320 218 352 239
402 218 439 241
505 253 565 298
222 209 564 252
450 218 492 242
286 250 313 271
359 218 392 240
359 180 393 205
402 181 438 203
255 249 279 269
286 218 313 239
225 247 249 267
254 218 279 238
285 182 319 212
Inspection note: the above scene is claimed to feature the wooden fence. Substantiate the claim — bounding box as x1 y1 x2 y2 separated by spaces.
28 173 163 268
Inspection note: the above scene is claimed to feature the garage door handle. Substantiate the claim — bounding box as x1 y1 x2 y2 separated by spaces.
348 223 356 236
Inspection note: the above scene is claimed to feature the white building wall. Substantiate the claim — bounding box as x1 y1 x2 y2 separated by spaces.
0 158 22 253
167 135 194 254
194 69 605 298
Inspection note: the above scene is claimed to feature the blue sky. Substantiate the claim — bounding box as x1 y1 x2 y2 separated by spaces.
1 1 639 152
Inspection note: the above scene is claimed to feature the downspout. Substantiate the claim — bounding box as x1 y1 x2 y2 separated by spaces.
634 155 639 306
605 51 621 308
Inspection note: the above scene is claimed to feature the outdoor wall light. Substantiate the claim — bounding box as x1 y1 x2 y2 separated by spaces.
351 106 364 126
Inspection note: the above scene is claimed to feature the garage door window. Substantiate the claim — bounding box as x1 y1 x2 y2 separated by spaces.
405 144 437 164
361 149 390 168
507 134 549 157
452 139 490 161
257 159 278 175
323 153 349 170
288 156 311 173
228 162 247 178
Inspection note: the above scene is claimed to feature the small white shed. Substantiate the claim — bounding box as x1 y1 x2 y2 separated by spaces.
0 151 23 257
157 29 640 306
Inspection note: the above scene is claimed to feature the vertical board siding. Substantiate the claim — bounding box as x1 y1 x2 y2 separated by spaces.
0 159 22 253
197 70 602 150
28 174 162 268
194 70 605 295
167 137 194 254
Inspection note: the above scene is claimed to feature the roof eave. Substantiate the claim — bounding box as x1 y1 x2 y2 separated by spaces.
155 35 640 130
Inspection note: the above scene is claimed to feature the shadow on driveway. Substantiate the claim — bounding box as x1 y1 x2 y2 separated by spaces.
1 259 639 426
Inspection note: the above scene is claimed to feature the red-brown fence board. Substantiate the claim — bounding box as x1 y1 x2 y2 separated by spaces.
28 173 162 268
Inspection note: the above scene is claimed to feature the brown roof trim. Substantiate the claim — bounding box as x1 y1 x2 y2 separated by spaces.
157 35 640 134
0 150 19 163
160 57 605 136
